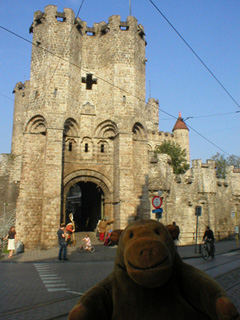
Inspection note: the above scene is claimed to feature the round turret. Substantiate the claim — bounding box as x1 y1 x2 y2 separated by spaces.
172 112 190 163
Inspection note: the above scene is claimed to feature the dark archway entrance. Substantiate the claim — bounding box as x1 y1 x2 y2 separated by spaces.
65 182 104 231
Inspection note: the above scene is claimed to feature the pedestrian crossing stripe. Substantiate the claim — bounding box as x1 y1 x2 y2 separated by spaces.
34 263 69 292
223 252 239 256
47 288 70 292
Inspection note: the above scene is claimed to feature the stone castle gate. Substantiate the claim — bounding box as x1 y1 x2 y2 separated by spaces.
63 170 113 231
0 5 239 250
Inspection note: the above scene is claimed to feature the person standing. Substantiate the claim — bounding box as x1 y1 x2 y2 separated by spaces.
97 218 114 242
66 222 75 246
172 222 180 241
167 222 180 249
57 223 68 261
4 226 16 258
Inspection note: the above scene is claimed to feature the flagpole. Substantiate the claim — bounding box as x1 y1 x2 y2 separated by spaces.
129 0 131 16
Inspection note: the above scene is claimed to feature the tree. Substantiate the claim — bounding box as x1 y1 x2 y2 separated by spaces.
210 153 240 179
227 154 240 168
211 153 227 179
155 141 189 174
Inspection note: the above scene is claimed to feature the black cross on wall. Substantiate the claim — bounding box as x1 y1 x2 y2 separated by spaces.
82 73 97 90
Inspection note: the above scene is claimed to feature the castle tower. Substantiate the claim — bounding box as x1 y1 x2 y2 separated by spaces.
10 81 30 183
3 5 239 250
172 112 190 162
14 5 149 249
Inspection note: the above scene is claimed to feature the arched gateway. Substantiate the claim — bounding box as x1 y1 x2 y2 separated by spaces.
63 170 113 232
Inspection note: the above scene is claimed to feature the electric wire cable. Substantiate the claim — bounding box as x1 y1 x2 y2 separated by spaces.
187 123 231 156
160 111 240 121
0 25 234 157
0 93 14 101
149 0 240 110
184 110 240 121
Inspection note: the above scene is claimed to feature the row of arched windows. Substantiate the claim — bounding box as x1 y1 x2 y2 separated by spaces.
25 115 147 142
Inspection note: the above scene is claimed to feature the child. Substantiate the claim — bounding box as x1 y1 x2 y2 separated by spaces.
82 234 92 252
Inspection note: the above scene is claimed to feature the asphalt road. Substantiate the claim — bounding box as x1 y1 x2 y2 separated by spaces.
0 252 239 320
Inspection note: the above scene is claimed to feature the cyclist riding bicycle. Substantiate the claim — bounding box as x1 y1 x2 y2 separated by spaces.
202 226 215 258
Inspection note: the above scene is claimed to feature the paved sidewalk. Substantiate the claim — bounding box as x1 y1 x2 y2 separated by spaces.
1 239 239 263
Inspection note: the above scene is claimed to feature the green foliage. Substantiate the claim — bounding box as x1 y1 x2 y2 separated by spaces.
211 153 240 179
211 153 227 179
155 141 189 174
227 155 240 168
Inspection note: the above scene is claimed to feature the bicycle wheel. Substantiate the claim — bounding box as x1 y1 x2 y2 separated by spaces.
202 246 209 260
89 246 95 253
210 244 215 258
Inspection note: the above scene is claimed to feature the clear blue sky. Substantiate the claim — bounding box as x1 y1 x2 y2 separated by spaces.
0 0 239 162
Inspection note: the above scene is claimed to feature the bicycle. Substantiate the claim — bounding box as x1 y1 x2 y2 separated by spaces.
202 240 215 260
79 241 95 253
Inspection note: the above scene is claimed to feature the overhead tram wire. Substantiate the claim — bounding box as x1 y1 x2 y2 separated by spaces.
149 0 240 110
0 93 14 101
1 23 238 124
160 110 240 121
187 124 231 157
183 110 240 121
0 26 137 101
0 26 231 157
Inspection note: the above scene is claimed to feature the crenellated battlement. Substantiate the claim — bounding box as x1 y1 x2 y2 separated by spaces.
192 159 215 169
12 81 30 94
3 5 239 250
30 6 76 33
82 15 145 40
29 5 146 43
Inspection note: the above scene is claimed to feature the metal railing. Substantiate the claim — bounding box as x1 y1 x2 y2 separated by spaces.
177 231 236 246
0 208 16 240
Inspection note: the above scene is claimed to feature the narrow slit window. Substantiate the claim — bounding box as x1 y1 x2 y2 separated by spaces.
69 142 72 152
85 143 89 152
101 144 105 153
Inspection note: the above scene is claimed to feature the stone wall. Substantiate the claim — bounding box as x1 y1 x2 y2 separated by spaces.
0 5 239 249
149 155 240 244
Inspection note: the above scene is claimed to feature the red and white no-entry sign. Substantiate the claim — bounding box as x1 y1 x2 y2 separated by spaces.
152 196 163 209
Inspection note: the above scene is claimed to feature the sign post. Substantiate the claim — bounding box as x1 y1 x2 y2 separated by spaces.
152 196 163 209
231 210 239 248
152 208 163 221
235 210 239 248
152 196 163 221
195 206 202 253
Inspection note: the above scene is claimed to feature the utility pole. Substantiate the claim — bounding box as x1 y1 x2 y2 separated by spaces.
195 206 202 253
3 203 6 238
236 210 239 247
